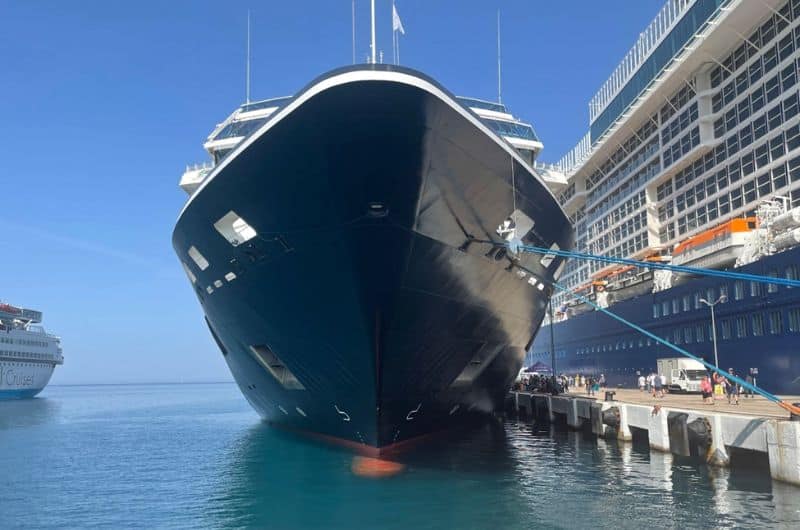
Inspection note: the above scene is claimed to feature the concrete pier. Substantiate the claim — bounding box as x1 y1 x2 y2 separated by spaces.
506 389 800 486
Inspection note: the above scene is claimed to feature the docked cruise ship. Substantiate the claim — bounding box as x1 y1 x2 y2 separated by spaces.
0 302 64 399
173 65 572 453
531 0 800 394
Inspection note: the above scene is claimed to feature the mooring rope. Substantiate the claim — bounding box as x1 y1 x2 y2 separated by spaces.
497 241 800 415
516 243 800 289
542 276 800 416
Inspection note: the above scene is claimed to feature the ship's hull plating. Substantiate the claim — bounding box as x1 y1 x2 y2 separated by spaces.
0 360 56 399
173 67 572 452
531 246 800 395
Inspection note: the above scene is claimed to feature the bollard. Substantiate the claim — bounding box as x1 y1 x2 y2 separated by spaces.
605 391 616 402
792 403 800 422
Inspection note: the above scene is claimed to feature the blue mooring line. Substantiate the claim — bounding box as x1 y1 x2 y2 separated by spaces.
547 278 782 405
517 243 800 289
507 242 799 411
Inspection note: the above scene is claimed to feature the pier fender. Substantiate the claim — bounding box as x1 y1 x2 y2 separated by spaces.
589 402 605 436
601 406 620 429
667 412 691 457
687 417 713 459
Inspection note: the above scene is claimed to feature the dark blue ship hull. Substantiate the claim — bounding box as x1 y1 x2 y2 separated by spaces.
531 246 800 394
173 66 572 453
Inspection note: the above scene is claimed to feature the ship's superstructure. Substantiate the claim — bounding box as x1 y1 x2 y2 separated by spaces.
173 65 572 453
532 0 800 394
0 302 63 398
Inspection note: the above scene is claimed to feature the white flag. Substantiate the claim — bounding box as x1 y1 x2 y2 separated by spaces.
393 4 405 35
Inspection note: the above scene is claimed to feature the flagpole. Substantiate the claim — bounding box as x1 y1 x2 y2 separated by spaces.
370 0 376 64
391 0 396 65
497 10 502 104
246 10 251 104
352 0 356 65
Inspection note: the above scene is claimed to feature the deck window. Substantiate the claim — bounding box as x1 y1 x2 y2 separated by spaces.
788 308 800 332
736 316 747 338
769 311 783 335
767 271 779 293
720 320 731 340
214 211 258 246
752 314 765 336
734 281 744 300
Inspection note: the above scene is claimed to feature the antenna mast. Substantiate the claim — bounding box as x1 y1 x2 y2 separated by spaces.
246 10 251 103
352 0 356 64
497 10 502 104
370 0 377 64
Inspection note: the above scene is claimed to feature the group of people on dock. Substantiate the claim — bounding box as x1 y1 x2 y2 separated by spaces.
634 368 756 405
638 373 668 398
699 368 755 405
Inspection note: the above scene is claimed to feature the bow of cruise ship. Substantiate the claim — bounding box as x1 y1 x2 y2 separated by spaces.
172 65 573 453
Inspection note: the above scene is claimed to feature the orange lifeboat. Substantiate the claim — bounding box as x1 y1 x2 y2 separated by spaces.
673 218 756 256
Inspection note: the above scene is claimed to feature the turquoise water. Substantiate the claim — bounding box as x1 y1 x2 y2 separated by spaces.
1 383 798 529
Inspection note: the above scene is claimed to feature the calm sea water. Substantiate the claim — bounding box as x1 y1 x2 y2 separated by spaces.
1 383 798 529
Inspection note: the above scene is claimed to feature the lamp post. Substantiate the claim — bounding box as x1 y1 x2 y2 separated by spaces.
699 294 727 369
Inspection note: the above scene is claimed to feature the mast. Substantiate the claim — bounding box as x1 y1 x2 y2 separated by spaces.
352 0 356 64
497 10 502 104
371 0 376 64
246 10 251 103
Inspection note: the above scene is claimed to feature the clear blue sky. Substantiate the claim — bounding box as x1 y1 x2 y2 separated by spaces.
0 0 662 384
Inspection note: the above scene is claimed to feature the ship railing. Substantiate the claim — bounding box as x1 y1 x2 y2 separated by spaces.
588 0 696 123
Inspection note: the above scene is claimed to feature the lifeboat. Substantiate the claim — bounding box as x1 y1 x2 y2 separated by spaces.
672 218 756 268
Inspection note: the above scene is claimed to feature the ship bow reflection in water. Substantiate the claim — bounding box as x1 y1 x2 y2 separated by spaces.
0 385 797 529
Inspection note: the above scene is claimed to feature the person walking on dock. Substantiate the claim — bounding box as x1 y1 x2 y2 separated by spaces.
653 373 663 398
712 371 723 401
700 376 713 405
638 374 646 392
725 368 740 405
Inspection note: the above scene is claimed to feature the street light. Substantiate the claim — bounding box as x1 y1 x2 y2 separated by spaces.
699 294 727 369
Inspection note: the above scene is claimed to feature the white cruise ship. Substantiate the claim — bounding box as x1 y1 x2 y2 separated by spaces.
0 302 63 398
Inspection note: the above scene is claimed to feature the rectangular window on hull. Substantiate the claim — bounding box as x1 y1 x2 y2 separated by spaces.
769 311 783 335
188 246 210 271
720 319 731 340
752 314 765 337
214 211 258 247
249 345 305 390
181 262 196 284
734 281 744 300
736 316 747 338
788 308 800 332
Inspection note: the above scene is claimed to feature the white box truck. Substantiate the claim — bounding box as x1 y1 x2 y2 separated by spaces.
657 357 707 393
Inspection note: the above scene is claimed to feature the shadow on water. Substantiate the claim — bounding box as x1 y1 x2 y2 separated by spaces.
0 397 61 430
